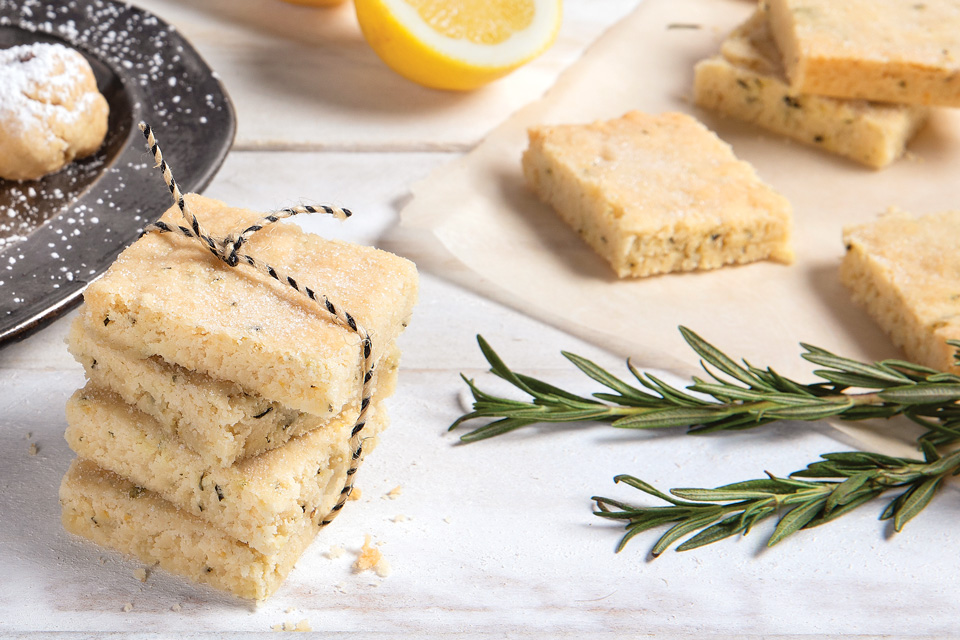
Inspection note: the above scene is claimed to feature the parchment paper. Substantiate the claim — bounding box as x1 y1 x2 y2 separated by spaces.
393 0 960 457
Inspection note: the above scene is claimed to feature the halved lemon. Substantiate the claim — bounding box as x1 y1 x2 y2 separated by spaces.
354 0 563 91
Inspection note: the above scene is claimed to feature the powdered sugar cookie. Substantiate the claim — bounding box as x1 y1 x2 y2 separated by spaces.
0 42 109 181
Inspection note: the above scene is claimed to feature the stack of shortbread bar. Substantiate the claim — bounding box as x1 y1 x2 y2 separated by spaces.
693 0 959 168
692 0 960 370
58 194 418 600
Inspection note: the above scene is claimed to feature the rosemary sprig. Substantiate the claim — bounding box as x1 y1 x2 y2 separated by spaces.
451 329 960 445
594 446 960 556
451 330 960 553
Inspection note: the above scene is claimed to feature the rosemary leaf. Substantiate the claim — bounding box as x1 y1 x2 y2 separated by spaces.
767 498 827 546
611 407 737 429
675 514 747 551
562 351 648 398
803 490 883 529
652 513 724 557
892 477 942 531
878 384 960 405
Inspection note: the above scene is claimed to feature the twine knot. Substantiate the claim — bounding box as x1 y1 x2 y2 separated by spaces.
219 234 242 267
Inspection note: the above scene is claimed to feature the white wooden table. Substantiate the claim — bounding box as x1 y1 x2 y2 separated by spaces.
2 1 959 637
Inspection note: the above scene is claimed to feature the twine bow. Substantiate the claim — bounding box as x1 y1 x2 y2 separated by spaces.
139 122 373 528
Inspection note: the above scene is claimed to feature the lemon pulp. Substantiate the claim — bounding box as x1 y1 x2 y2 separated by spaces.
405 0 535 45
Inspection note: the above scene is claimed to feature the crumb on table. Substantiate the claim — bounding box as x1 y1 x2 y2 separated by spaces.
272 619 312 632
384 485 403 500
353 534 390 577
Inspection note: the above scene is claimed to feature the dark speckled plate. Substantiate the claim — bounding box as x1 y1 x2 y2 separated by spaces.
0 0 235 344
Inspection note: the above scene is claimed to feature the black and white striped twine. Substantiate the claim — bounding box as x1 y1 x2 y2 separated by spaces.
138 122 373 529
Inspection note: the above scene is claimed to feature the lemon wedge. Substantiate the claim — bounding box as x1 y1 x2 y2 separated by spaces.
355 0 563 91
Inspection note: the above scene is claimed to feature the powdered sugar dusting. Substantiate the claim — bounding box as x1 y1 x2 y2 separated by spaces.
0 42 93 136
0 0 234 341
0 0 227 240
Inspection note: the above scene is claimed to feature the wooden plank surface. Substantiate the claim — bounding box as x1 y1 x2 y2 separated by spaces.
1 1 958 637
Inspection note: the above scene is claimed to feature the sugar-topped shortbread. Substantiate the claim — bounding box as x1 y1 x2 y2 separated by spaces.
81 194 418 418
841 210 960 372
68 318 400 467
768 0 960 106
60 459 314 600
522 111 793 278
0 43 108 181
62 188 417 600
694 10 928 169
65 384 392 557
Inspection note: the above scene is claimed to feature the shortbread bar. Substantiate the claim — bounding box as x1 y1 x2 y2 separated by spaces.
522 111 793 278
81 194 418 417
694 10 928 169
60 459 313 600
65 385 391 556
768 0 960 106
840 210 960 372
68 318 400 467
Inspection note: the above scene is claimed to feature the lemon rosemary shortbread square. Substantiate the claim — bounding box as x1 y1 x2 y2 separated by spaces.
68 318 400 467
81 194 418 418
60 459 314 600
768 0 960 106
841 210 960 372
522 110 793 278
694 10 928 169
65 385 391 557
